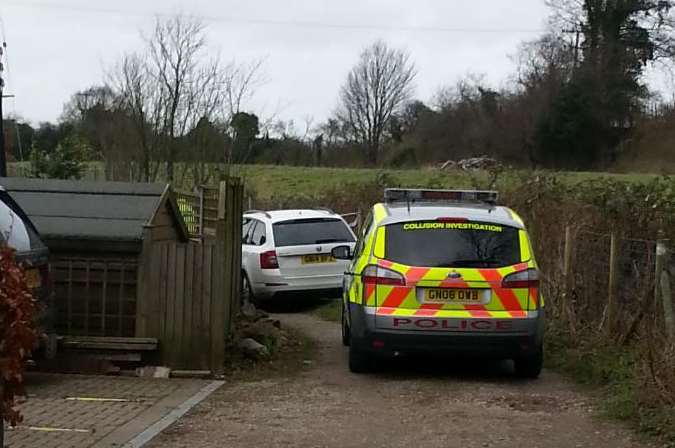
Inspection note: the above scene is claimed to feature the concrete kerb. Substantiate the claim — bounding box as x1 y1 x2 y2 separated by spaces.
122 380 225 448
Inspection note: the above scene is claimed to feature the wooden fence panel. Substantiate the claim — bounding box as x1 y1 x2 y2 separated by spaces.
136 178 243 372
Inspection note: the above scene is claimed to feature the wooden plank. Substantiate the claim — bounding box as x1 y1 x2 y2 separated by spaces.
62 337 159 344
85 262 90 335
85 353 142 362
211 180 228 374
148 242 167 341
135 227 154 338
62 341 158 351
201 244 213 370
118 264 125 336
151 226 180 242
164 243 178 366
192 242 204 369
174 244 186 367
171 370 212 379
67 260 73 335
183 243 195 370
101 263 108 336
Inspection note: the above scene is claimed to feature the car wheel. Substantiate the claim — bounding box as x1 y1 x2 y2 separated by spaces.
341 301 351 347
349 344 373 374
241 273 253 305
514 347 543 379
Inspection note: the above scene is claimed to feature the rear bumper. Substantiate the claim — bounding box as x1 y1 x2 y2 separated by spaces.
349 304 544 358
252 272 344 299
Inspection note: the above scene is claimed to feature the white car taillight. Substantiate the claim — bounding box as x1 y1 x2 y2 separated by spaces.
362 265 406 287
502 268 539 289
260 251 279 269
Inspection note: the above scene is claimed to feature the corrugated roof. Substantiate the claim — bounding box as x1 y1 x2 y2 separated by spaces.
0 177 177 243
0 177 166 195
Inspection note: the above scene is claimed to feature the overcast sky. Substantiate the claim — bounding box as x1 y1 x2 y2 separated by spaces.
2 0 552 128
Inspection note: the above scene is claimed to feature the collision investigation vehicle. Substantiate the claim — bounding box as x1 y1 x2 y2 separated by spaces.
332 189 544 377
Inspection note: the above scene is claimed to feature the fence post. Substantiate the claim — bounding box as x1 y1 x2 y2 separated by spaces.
563 226 573 283
209 180 229 376
657 239 674 340
562 226 574 327
656 238 666 307
198 187 205 238
607 233 619 336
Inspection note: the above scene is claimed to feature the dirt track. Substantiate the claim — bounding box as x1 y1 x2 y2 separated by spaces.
150 312 650 448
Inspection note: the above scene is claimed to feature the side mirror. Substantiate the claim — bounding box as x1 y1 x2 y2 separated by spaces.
331 245 353 260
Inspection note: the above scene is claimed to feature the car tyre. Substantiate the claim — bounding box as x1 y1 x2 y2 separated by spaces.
241 273 253 305
514 347 543 379
349 344 373 374
341 301 351 347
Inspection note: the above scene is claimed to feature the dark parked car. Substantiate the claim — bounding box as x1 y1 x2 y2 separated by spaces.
0 186 55 358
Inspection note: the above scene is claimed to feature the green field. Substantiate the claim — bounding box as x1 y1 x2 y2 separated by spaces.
235 164 665 201
8 161 666 202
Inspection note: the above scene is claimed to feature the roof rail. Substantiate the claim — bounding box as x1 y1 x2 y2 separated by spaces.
384 188 498 208
314 207 335 214
244 209 272 219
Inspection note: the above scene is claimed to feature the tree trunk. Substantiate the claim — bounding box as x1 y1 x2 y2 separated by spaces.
368 142 378 166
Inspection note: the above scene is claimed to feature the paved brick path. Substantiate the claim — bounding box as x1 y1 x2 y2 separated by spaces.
5 373 209 448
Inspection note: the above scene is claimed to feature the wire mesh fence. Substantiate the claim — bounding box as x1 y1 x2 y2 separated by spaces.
562 227 669 342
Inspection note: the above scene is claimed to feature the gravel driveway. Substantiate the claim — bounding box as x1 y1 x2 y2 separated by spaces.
149 312 650 448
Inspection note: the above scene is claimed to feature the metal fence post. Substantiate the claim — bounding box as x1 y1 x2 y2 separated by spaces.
607 233 619 335
657 239 674 340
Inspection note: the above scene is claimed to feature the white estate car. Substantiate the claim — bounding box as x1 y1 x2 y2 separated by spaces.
241 209 357 302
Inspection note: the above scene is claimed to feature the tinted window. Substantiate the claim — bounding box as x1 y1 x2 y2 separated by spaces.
273 218 355 247
353 212 374 260
385 221 521 268
0 192 45 252
242 218 253 243
250 221 267 246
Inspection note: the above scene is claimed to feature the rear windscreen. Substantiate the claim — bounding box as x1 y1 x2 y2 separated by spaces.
273 218 355 247
385 221 521 268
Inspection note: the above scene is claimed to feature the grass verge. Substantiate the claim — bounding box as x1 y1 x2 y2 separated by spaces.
312 300 341 323
546 335 675 447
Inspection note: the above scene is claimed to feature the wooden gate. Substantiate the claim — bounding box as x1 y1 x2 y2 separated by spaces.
136 179 243 373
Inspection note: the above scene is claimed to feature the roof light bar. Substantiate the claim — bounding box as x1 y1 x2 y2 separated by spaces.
384 189 499 205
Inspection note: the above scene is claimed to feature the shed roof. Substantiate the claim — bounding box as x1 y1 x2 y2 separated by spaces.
0 178 188 245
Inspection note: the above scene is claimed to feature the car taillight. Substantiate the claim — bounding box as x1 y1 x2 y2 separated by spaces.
362 265 406 287
260 251 279 269
502 268 539 289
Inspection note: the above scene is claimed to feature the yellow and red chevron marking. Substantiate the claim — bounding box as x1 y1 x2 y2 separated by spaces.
372 259 537 318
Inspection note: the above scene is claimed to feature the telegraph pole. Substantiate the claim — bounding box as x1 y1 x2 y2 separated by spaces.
0 42 6 177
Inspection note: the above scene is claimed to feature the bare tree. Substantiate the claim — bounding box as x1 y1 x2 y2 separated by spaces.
222 59 266 120
105 15 265 186
146 16 207 182
108 53 165 181
336 41 416 165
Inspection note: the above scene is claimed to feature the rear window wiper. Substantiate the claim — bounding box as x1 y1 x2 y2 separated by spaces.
315 238 347 244
443 259 502 268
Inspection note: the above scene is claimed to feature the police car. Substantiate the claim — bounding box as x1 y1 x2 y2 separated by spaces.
331 189 544 377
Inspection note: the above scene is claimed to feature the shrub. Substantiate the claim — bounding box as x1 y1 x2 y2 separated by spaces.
0 244 38 429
